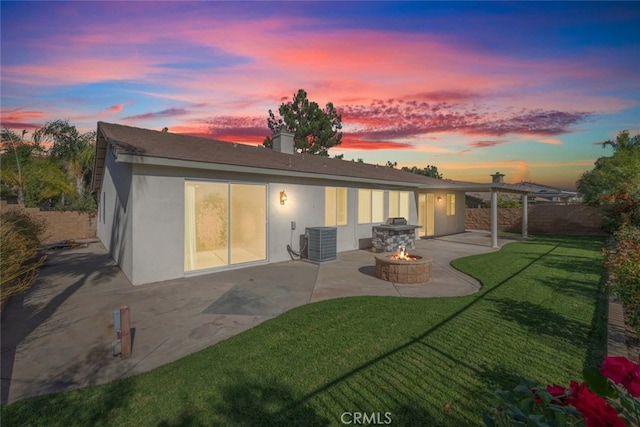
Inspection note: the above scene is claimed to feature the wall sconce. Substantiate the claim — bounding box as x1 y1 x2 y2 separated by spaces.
437 196 442 202
280 190 288 205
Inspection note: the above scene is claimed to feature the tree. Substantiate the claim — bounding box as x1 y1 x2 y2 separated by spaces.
263 89 342 156
402 165 443 179
0 128 46 205
22 160 74 207
577 130 640 230
33 120 96 197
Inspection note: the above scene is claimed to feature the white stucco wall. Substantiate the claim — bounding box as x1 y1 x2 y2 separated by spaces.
130 165 185 285
432 190 467 237
101 156 465 285
97 148 134 282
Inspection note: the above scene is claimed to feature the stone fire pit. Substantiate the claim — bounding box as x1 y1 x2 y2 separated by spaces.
374 251 432 284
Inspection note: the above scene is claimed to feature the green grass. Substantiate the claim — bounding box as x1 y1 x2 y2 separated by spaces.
1 235 609 426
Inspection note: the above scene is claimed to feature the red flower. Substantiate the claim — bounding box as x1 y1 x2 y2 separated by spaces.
546 384 567 397
601 357 636 383
626 364 640 398
601 356 640 398
544 384 568 405
568 381 625 427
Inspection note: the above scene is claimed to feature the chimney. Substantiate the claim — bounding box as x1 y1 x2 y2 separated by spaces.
272 131 295 155
491 172 505 184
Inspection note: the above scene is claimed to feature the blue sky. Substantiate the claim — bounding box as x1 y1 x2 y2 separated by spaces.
2 1 639 189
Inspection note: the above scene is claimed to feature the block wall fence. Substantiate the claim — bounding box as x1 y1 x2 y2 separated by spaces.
1 201 97 243
465 204 607 236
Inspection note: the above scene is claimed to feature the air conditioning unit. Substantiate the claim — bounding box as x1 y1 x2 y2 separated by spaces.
305 226 337 263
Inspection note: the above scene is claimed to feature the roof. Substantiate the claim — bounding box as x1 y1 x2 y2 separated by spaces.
509 181 578 196
92 122 466 192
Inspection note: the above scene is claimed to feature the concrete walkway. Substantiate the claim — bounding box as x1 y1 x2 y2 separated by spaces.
1 231 515 404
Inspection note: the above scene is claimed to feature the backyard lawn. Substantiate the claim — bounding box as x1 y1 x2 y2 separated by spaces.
1 235 608 426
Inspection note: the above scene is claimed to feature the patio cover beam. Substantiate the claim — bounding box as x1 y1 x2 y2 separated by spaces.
522 194 529 239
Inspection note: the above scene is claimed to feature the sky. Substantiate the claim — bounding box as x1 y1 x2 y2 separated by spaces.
2 1 639 190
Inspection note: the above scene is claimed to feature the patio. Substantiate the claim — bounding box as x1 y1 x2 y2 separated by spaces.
1 231 515 403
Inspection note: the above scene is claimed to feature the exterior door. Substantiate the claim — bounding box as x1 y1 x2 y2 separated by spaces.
418 193 435 237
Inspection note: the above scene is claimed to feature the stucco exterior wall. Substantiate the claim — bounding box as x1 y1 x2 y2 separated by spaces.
268 182 325 262
100 158 465 285
432 190 466 237
97 149 133 282
131 165 185 284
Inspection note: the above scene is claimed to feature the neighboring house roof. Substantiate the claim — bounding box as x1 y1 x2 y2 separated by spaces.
92 122 471 192
510 181 578 197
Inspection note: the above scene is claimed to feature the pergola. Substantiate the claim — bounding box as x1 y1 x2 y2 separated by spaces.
451 172 531 248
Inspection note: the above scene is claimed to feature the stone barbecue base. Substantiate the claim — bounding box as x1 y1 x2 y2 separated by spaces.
374 252 432 284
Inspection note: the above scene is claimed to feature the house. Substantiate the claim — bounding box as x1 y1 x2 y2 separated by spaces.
510 182 581 204
91 122 516 285
467 182 580 207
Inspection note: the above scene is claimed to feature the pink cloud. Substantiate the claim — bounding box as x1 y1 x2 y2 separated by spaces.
340 136 414 151
0 109 46 130
340 98 590 141
123 108 190 121
205 116 268 143
107 104 124 114
468 140 507 149
537 137 562 145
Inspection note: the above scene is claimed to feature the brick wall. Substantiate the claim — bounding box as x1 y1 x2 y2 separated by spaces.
466 204 607 236
1 201 97 243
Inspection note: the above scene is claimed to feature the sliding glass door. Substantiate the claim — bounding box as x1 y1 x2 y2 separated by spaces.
185 181 266 271
230 183 266 265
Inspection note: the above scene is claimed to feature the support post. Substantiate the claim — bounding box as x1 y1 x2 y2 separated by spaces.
521 194 528 239
491 189 498 248
120 305 131 358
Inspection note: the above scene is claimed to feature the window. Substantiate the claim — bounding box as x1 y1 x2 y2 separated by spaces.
372 190 384 223
102 192 106 224
389 191 410 219
358 189 371 224
325 187 347 226
446 193 456 216
358 189 384 224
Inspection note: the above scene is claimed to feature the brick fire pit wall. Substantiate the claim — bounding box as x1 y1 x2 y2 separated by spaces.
374 253 432 284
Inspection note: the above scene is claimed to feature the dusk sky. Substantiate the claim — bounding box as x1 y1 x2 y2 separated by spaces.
2 1 639 189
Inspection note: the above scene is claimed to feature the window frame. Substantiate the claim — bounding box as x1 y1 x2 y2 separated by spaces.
325 186 348 226
358 189 384 224
446 193 456 216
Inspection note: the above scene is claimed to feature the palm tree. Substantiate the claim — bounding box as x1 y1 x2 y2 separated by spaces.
602 130 640 151
33 120 96 196
1 128 37 206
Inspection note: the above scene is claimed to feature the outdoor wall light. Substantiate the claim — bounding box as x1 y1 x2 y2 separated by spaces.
280 190 288 205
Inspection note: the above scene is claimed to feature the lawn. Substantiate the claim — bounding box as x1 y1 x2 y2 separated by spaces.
1 235 608 426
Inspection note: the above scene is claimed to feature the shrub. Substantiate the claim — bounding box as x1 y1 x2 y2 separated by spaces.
483 356 640 427
605 225 640 337
0 209 47 305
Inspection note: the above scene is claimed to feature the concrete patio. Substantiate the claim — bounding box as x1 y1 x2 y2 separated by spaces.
1 230 515 404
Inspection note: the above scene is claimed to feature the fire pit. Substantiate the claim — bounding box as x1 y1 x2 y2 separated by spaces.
374 245 432 284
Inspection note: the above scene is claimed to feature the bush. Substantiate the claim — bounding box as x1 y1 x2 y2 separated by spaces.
0 209 47 305
605 225 640 337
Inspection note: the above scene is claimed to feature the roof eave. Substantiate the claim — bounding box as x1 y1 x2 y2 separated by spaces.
116 153 430 188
